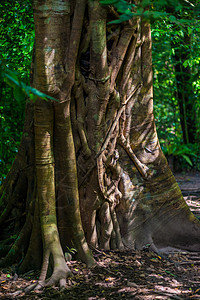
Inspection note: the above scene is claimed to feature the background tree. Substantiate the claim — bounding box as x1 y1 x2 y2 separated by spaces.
0 0 200 290
152 0 200 170
166 0 199 144
0 0 34 183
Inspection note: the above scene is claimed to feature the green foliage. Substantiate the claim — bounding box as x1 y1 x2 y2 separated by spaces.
0 1 59 184
0 1 34 79
0 61 58 102
152 22 182 144
65 246 77 255
100 0 200 171
0 0 34 183
100 0 200 25
151 1 200 170
161 141 196 167
100 0 200 170
64 246 77 261
1 0 199 183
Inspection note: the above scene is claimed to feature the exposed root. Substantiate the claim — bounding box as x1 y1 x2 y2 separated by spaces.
110 205 124 250
0 215 32 268
98 202 113 249
9 264 72 297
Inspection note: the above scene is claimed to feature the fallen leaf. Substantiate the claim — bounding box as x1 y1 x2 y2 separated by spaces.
127 281 138 287
150 258 159 262
105 277 114 282
165 270 176 277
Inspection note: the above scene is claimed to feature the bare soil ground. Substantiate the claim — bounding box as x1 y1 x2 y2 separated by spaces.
0 172 200 300
176 171 200 219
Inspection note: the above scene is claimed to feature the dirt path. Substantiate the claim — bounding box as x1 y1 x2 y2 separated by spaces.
175 172 200 194
175 172 200 218
0 172 200 300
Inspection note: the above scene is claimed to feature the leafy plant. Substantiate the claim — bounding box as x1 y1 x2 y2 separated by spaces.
0 0 58 184
100 0 200 25
0 61 58 102
161 141 197 166
65 246 77 255
64 246 77 261
0 0 34 183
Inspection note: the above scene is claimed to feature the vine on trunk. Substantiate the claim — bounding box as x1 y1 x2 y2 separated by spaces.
0 0 200 293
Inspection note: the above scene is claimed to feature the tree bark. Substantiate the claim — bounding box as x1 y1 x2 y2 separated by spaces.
0 0 200 289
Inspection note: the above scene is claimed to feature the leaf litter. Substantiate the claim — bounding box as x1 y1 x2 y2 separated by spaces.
0 172 200 299
0 248 200 299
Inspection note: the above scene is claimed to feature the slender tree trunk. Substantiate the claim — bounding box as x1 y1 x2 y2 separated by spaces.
173 40 196 144
166 5 197 144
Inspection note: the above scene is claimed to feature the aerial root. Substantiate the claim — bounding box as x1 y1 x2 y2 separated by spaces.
8 266 72 297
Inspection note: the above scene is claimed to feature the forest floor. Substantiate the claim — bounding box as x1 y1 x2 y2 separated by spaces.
0 172 200 300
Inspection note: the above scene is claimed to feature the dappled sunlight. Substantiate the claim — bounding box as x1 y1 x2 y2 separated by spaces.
1 249 199 299
1 0 200 297
45 48 55 69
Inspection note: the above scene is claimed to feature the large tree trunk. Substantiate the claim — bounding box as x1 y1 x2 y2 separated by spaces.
0 0 200 289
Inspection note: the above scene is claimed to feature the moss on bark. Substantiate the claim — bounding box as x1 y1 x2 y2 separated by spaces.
0 1 200 292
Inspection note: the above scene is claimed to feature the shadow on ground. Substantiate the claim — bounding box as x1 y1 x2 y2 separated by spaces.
0 172 200 299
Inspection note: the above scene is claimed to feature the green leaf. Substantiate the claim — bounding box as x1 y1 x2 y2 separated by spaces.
183 60 189 68
169 15 177 23
165 270 176 277
188 27 192 35
181 155 193 166
100 0 118 5
19 85 57 102
108 13 133 24
29 93 37 102
4 73 20 88
13 85 26 103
